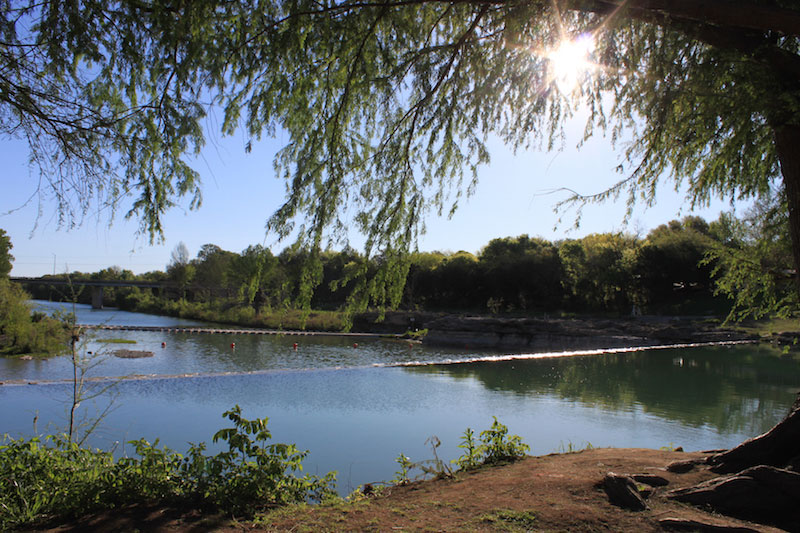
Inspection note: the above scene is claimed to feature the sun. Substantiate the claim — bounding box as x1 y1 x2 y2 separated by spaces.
546 34 595 95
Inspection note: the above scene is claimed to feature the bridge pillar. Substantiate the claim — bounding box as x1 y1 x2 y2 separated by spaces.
91 286 104 309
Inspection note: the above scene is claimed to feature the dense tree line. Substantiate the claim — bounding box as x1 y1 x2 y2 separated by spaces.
21 209 798 321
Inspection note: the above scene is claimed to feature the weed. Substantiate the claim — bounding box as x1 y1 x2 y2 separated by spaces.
453 427 480 470
557 440 594 453
395 418 529 486
420 435 453 479
393 453 414 485
452 420 530 472
479 417 530 464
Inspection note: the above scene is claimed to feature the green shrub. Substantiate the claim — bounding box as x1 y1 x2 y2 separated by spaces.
0 406 337 530
453 418 529 471
393 418 529 485
0 279 69 357
477 417 530 465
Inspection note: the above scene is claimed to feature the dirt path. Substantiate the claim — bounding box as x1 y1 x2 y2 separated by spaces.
40 448 781 532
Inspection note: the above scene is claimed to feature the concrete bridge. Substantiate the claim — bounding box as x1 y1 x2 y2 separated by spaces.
10 277 176 309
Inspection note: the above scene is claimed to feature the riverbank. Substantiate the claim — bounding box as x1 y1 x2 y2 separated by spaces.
37 447 781 532
345 311 791 350
417 314 760 350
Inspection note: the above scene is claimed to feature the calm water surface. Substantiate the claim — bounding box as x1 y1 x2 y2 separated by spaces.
1 301 799 494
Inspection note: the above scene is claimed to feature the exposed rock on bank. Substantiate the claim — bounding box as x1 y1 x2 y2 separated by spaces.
420 315 756 351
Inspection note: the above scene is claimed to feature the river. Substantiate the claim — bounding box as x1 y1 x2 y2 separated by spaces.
1 300 799 494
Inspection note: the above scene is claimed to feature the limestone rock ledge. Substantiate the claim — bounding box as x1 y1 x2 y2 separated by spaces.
421 315 755 351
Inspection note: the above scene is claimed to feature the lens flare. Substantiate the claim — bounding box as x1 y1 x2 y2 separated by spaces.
546 34 595 95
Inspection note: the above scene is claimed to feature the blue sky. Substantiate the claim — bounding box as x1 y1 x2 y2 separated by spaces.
2 113 741 278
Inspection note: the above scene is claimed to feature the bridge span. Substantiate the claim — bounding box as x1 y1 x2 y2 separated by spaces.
10 277 176 309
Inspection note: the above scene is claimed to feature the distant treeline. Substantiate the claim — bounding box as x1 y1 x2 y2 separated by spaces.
27 213 781 320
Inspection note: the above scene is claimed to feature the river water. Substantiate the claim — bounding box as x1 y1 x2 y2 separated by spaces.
2 301 799 494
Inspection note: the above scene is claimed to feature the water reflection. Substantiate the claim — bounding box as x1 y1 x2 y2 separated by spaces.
30 300 207 327
3 348 800 495
406 345 800 436
4 302 800 494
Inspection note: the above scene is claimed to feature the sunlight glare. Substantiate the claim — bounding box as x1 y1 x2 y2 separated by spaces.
547 34 595 95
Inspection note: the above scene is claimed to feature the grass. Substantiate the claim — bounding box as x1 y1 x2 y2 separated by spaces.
557 440 594 453
96 338 137 344
477 509 537 531
403 328 428 340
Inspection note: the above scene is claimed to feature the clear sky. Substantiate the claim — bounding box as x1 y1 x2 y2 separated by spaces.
2 112 742 278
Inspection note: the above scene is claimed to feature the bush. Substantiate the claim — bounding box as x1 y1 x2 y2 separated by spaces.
0 279 69 357
474 417 530 465
0 406 337 530
452 417 529 471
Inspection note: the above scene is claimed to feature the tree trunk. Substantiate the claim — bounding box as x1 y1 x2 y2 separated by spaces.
774 124 800 298
707 395 800 473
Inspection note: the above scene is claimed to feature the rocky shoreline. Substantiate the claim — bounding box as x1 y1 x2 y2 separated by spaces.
353 311 763 351
421 315 759 351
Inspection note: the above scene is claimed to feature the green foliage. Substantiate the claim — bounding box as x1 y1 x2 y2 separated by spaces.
0 435 117 529
478 509 537 532
0 406 337 529
705 197 799 321
392 453 414 485
404 328 428 341
192 244 238 295
17 208 787 323
0 229 12 278
0 230 69 357
559 233 640 312
452 427 481 471
637 217 717 308
204 405 337 512
475 417 531 466
0 279 69 357
231 245 278 308
395 419 529 486
7 2 798 321
167 242 196 299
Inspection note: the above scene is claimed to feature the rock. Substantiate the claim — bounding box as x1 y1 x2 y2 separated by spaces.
668 465 800 531
666 459 699 473
420 315 755 351
632 473 669 487
658 517 761 532
601 472 648 511
351 311 440 334
113 349 154 359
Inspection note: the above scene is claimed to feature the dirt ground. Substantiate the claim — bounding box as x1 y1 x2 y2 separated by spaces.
35 447 784 532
